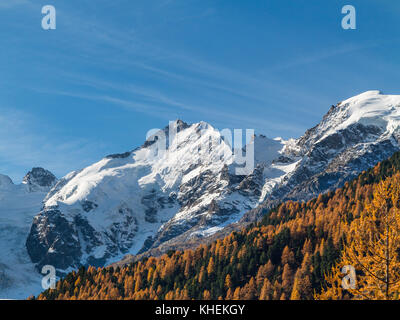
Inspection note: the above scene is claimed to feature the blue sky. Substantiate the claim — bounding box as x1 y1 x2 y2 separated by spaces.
1 0 400 181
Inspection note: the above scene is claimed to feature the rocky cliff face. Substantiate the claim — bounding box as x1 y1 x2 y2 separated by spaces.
26 91 400 271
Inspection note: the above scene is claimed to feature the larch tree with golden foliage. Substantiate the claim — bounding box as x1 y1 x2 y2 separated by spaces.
318 173 400 300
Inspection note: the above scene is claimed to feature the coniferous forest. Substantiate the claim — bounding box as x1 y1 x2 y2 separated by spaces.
34 152 400 300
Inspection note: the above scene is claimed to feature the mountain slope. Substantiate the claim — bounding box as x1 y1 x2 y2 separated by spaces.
0 168 56 299
35 150 400 300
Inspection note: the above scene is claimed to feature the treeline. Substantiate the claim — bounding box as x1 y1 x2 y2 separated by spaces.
33 151 400 300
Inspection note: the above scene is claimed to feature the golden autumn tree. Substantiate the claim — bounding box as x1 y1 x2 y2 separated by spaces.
318 173 400 300
290 278 301 300
207 257 215 275
225 274 232 289
259 279 272 300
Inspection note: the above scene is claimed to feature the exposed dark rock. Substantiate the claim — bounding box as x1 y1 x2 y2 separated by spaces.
81 200 98 212
23 168 57 192
106 151 131 159
26 209 82 270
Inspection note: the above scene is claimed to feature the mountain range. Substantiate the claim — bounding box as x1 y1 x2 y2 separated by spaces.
1 90 400 299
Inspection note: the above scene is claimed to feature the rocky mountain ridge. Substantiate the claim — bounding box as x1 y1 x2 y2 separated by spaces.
24 90 400 274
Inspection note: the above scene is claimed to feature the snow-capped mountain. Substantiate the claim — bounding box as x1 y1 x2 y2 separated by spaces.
26 121 285 270
25 90 400 273
0 168 56 299
242 90 400 221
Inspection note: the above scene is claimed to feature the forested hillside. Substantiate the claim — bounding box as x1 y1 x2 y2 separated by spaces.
34 152 400 300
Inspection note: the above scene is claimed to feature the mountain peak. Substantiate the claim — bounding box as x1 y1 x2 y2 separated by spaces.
173 119 188 126
349 90 382 98
336 91 400 130
22 168 57 192
339 90 384 108
166 119 190 132
298 91 400 149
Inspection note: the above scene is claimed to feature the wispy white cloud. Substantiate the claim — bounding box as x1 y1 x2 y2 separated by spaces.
30 78 306 136
268 42 379 72
0 0 29 9
25 1 329 120
0 108 106 182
